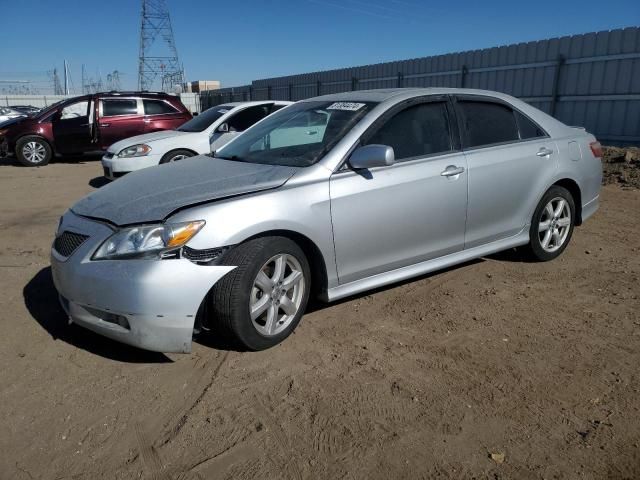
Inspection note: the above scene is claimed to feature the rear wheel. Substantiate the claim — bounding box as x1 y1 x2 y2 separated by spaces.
524 185 575 261
159 149 195 164
16 136 52 166
208 237 310 350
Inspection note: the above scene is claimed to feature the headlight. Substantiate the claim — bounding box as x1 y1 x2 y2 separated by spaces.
92 220 205 260
117 144 152 158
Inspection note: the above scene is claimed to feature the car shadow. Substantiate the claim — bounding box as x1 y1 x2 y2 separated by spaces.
306 258 484 313
0 153 104 168
89 176 110 188
24 267 171 363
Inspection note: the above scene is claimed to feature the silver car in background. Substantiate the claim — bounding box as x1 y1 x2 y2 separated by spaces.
51 88 602 353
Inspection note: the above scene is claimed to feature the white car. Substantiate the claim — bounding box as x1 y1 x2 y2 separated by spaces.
101 100 292 179
0 107 26 125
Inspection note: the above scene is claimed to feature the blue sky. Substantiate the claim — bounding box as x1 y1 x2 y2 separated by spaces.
1 0 638 93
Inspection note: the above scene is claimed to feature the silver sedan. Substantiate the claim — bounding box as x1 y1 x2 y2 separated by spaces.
51 88 602 352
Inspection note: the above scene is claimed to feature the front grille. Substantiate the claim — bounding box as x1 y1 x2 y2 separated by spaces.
182 246 224 263
54 231 90 257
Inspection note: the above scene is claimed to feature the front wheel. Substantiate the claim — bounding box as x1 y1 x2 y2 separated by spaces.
159 149 195 164
524 185 576 261
208 237 311 350
16 136 52 166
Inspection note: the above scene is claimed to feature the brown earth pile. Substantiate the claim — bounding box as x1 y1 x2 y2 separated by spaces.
602 146 640 189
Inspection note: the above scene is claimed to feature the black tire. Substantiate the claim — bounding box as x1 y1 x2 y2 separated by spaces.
15 136 52 167
524 185 576 262
159 149 195 164
209 236 311 350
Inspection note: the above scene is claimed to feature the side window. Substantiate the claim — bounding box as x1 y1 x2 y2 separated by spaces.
143 99 178 115
60 101 89 120
458 100 519 148
270 104 287 114
365 102 452 160
227 105 270 132
515 111 546 139
102 99 138 117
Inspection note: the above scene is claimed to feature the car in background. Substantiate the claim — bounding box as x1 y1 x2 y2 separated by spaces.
0 92 191 166
0 106 26 124
51 88 602 353
100 101 291 179
10 105 41 116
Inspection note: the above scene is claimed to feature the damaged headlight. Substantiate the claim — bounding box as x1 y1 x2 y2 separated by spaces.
92 220 205 260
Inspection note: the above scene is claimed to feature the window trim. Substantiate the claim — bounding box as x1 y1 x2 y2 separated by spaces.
142 98 180 116
453 94 550 151
99 97 142 118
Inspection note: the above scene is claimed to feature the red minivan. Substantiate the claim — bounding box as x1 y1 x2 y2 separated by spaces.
0 92 191 166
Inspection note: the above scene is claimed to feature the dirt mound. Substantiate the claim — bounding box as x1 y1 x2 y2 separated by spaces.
602 146 640 189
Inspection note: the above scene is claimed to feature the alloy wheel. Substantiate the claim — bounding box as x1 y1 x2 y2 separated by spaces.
23 141 46 164
538 197 571 253
250 253 306 336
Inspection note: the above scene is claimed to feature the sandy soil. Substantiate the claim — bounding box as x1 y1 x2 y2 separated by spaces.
0 156 638 480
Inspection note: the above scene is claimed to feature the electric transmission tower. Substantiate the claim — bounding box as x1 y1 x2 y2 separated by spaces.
138 0 184 92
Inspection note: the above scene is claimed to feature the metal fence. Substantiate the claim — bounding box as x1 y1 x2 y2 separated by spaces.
201 27 640 145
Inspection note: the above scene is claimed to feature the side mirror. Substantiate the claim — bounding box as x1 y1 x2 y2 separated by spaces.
349 144 395 169
217 122 229 133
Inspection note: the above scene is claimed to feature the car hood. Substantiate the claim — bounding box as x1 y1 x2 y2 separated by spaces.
0 116 28 128
71 155 300 225
107 130 193 153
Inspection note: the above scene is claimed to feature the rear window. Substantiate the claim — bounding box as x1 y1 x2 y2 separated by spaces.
143 99 178 115
515 111 546 139
102 99 137 117
459 101 519 148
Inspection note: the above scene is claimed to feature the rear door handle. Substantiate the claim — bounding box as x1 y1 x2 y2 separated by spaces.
143 119 151 123
99 123 110 128
536 147 553 157
440 165 465 177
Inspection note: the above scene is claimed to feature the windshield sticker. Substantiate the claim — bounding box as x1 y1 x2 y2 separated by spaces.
326 102 366 111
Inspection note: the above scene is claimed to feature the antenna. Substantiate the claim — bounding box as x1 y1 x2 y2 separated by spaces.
138 0 184 91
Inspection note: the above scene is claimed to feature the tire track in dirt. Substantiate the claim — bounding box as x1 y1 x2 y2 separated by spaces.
135 423 171 480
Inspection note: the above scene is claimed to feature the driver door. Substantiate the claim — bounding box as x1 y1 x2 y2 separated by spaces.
329 98 468 285
52 99 95 154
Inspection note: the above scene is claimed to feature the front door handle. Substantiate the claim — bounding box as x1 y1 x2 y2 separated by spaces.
99 123 110 128
440 165 465 177
536 147 553 157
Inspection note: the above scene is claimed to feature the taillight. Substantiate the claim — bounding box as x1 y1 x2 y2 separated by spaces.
589 141 603 158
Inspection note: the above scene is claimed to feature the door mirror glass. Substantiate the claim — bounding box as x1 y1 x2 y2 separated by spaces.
217 122 229 133
349 144 395 169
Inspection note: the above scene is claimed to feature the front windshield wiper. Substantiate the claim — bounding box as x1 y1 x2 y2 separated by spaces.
210 153 245 162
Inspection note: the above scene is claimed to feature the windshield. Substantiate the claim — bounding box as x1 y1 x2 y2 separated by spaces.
214 101 376 167
177 105 235 132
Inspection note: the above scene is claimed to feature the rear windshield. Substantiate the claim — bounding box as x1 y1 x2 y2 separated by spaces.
177 105 235 132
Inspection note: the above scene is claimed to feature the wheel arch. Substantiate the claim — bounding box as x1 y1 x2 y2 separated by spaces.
242 229 329 299
162 147 199 159
552 178 583 225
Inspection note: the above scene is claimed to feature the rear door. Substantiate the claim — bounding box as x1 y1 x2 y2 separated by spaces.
454 96 557 248
98 97 144 149
142 98 187 132
330 97 468 284
52 99 95 154
210 104 273 151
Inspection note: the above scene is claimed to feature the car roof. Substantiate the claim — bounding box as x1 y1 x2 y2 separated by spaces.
301 87 524 103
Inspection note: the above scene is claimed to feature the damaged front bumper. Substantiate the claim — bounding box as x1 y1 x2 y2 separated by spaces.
50 211 235 353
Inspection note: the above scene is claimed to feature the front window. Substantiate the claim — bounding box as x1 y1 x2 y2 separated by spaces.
60 101 89 119
215 101 376 167
177 105 235 132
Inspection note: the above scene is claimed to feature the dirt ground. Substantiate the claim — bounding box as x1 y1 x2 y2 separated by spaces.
0 155 638 480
